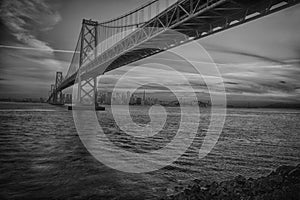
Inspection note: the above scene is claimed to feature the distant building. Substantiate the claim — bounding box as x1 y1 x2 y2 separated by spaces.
136 97 142 105
106 92 112 105
98 92 106 104
129 94 136 105
127 91 131 102
64 94 72 103
198 100 210 107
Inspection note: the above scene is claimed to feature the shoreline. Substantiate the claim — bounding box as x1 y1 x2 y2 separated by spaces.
162 164 300 200
0 101 300 110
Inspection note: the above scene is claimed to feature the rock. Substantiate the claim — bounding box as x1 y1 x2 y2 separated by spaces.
275 165 295 176
164 164 300 200
234 175 246 185
288 167 300 178
200 186 207 191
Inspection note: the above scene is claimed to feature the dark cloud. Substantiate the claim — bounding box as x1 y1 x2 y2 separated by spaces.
0 0 64 98
224 81 238 85
205 44 287 65
0 0 61 49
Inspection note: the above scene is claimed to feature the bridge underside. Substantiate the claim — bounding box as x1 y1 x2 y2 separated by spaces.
62 0 298 92
50 0 299 103
102 0 299 74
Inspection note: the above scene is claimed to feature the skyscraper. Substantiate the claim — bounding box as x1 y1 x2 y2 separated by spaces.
141 90 146 105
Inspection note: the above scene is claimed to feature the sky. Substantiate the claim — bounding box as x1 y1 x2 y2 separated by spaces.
0 0 299 105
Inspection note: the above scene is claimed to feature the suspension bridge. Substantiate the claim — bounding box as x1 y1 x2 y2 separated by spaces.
47 0 300 107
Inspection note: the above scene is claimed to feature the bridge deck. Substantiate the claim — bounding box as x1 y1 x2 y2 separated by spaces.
53 0 299 95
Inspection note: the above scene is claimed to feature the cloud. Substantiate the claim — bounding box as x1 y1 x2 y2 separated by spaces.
0 0 66 98
204 44 287 65
97 57 300 104
220 62 300 96
0 0 61 50
0 44 76 53
99 65 221 94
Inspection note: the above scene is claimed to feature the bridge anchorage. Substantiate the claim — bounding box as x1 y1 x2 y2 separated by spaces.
47 0 300 110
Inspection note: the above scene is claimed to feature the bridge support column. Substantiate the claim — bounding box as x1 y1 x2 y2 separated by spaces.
75 19 100 108
53 72 64 105
77 76 98 106
48 84 55 104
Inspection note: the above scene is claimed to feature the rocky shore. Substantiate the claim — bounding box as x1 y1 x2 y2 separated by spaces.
163 164 300 200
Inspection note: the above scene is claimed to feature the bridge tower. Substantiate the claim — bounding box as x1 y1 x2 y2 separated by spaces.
76 19 99 106
53 71 64 104
49 84 55 104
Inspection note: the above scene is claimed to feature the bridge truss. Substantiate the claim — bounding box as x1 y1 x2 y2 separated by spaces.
48 0 300 105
